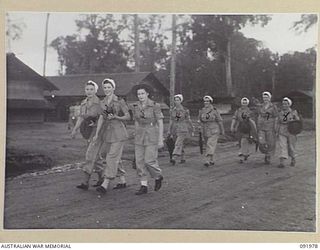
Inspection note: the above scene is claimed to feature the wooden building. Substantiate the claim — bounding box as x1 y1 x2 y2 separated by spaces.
284 90 314 118
44 72 170 121
6 53 59 123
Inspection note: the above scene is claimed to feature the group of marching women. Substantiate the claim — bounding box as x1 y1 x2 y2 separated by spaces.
72 79 301 196
71 79 164 195
168 91 301 168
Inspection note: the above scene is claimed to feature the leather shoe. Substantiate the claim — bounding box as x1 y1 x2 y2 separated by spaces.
96 186 107 194
135 185 148 195
92 179 103 187
76 183 88 190
113 183 127 189
154 176 163 191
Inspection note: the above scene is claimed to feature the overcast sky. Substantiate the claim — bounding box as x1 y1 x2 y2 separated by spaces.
7 12 318 76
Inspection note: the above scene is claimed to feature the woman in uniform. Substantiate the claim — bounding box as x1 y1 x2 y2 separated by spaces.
167 94 194 165
230 97 257 163
276 97 300 168
71 80 103 190
198 95 225 167
131 84 164 195
93 78 131 194
257 91 278 164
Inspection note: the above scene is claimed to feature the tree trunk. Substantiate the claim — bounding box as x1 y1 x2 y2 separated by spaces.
134 14 140 72
169 14 177 108
225 38 234 97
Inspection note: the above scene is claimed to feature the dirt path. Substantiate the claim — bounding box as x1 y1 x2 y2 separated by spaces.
4 131 316 231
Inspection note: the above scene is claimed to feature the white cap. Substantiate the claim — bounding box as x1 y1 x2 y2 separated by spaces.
174 94 183 102
102 78 116 89
262 91 272 98
241 97 250 105
283 97 292 106
87 80 99 93
203 95 213 102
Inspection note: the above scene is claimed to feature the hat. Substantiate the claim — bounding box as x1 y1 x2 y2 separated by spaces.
283 97 292 106
174 94 183 102
241 97 250 105
102 78 116 89
262 91 272 98
203 95 213 103
87 80 99 93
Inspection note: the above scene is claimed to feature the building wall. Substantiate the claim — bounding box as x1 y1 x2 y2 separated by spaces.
7 109 44 123
7 80 44 100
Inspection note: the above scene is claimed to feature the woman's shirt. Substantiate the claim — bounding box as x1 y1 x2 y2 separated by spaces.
198 104 223 137
278 108 300 136
257 102 278 131
79 95 102 120
169 106 193 136
232 106 253 135
233 106 252 122
100 94 129 143
132 98 164 146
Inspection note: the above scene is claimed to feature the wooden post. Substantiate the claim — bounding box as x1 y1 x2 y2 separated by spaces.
170 14 177 108
43 13 50 76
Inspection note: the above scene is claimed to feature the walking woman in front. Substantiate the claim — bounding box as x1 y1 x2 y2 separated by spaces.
132 84 164 195
198 95 225 167
71 80 103 190
93 78 131 194
276 97 300 168
257 91 278 164
230 97 257 163
168 94 194 165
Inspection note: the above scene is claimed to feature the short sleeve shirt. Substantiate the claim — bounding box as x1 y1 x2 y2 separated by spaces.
257 103 278 131
199 104 222 137
100 94 129 143
79 95 103 120
233 106 251 122
170 106 192 135
132 98 164 145
278 108 300 135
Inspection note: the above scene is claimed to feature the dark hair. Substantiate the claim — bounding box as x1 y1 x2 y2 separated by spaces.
86 81 95 87
132 84 154 98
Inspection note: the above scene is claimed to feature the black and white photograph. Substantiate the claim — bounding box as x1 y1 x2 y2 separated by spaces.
4 11 317 232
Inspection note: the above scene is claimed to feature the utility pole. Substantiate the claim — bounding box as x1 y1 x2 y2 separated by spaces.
43 13 50 76
134 14 140 72
169 14 177 108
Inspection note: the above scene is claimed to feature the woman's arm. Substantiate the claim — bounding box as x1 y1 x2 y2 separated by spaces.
167 119 173 136
92 115 104 141
113 100 131 121
158 118 164 147
186 110 194 134
71 116 84 138
218 121 225 135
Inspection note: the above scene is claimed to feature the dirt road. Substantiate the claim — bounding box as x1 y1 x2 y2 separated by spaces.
4 131 316 231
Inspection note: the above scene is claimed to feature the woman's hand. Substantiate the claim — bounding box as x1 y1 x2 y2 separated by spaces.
71 129 77 139
158 138 164 149
92 134 98 142
107 114 115 120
